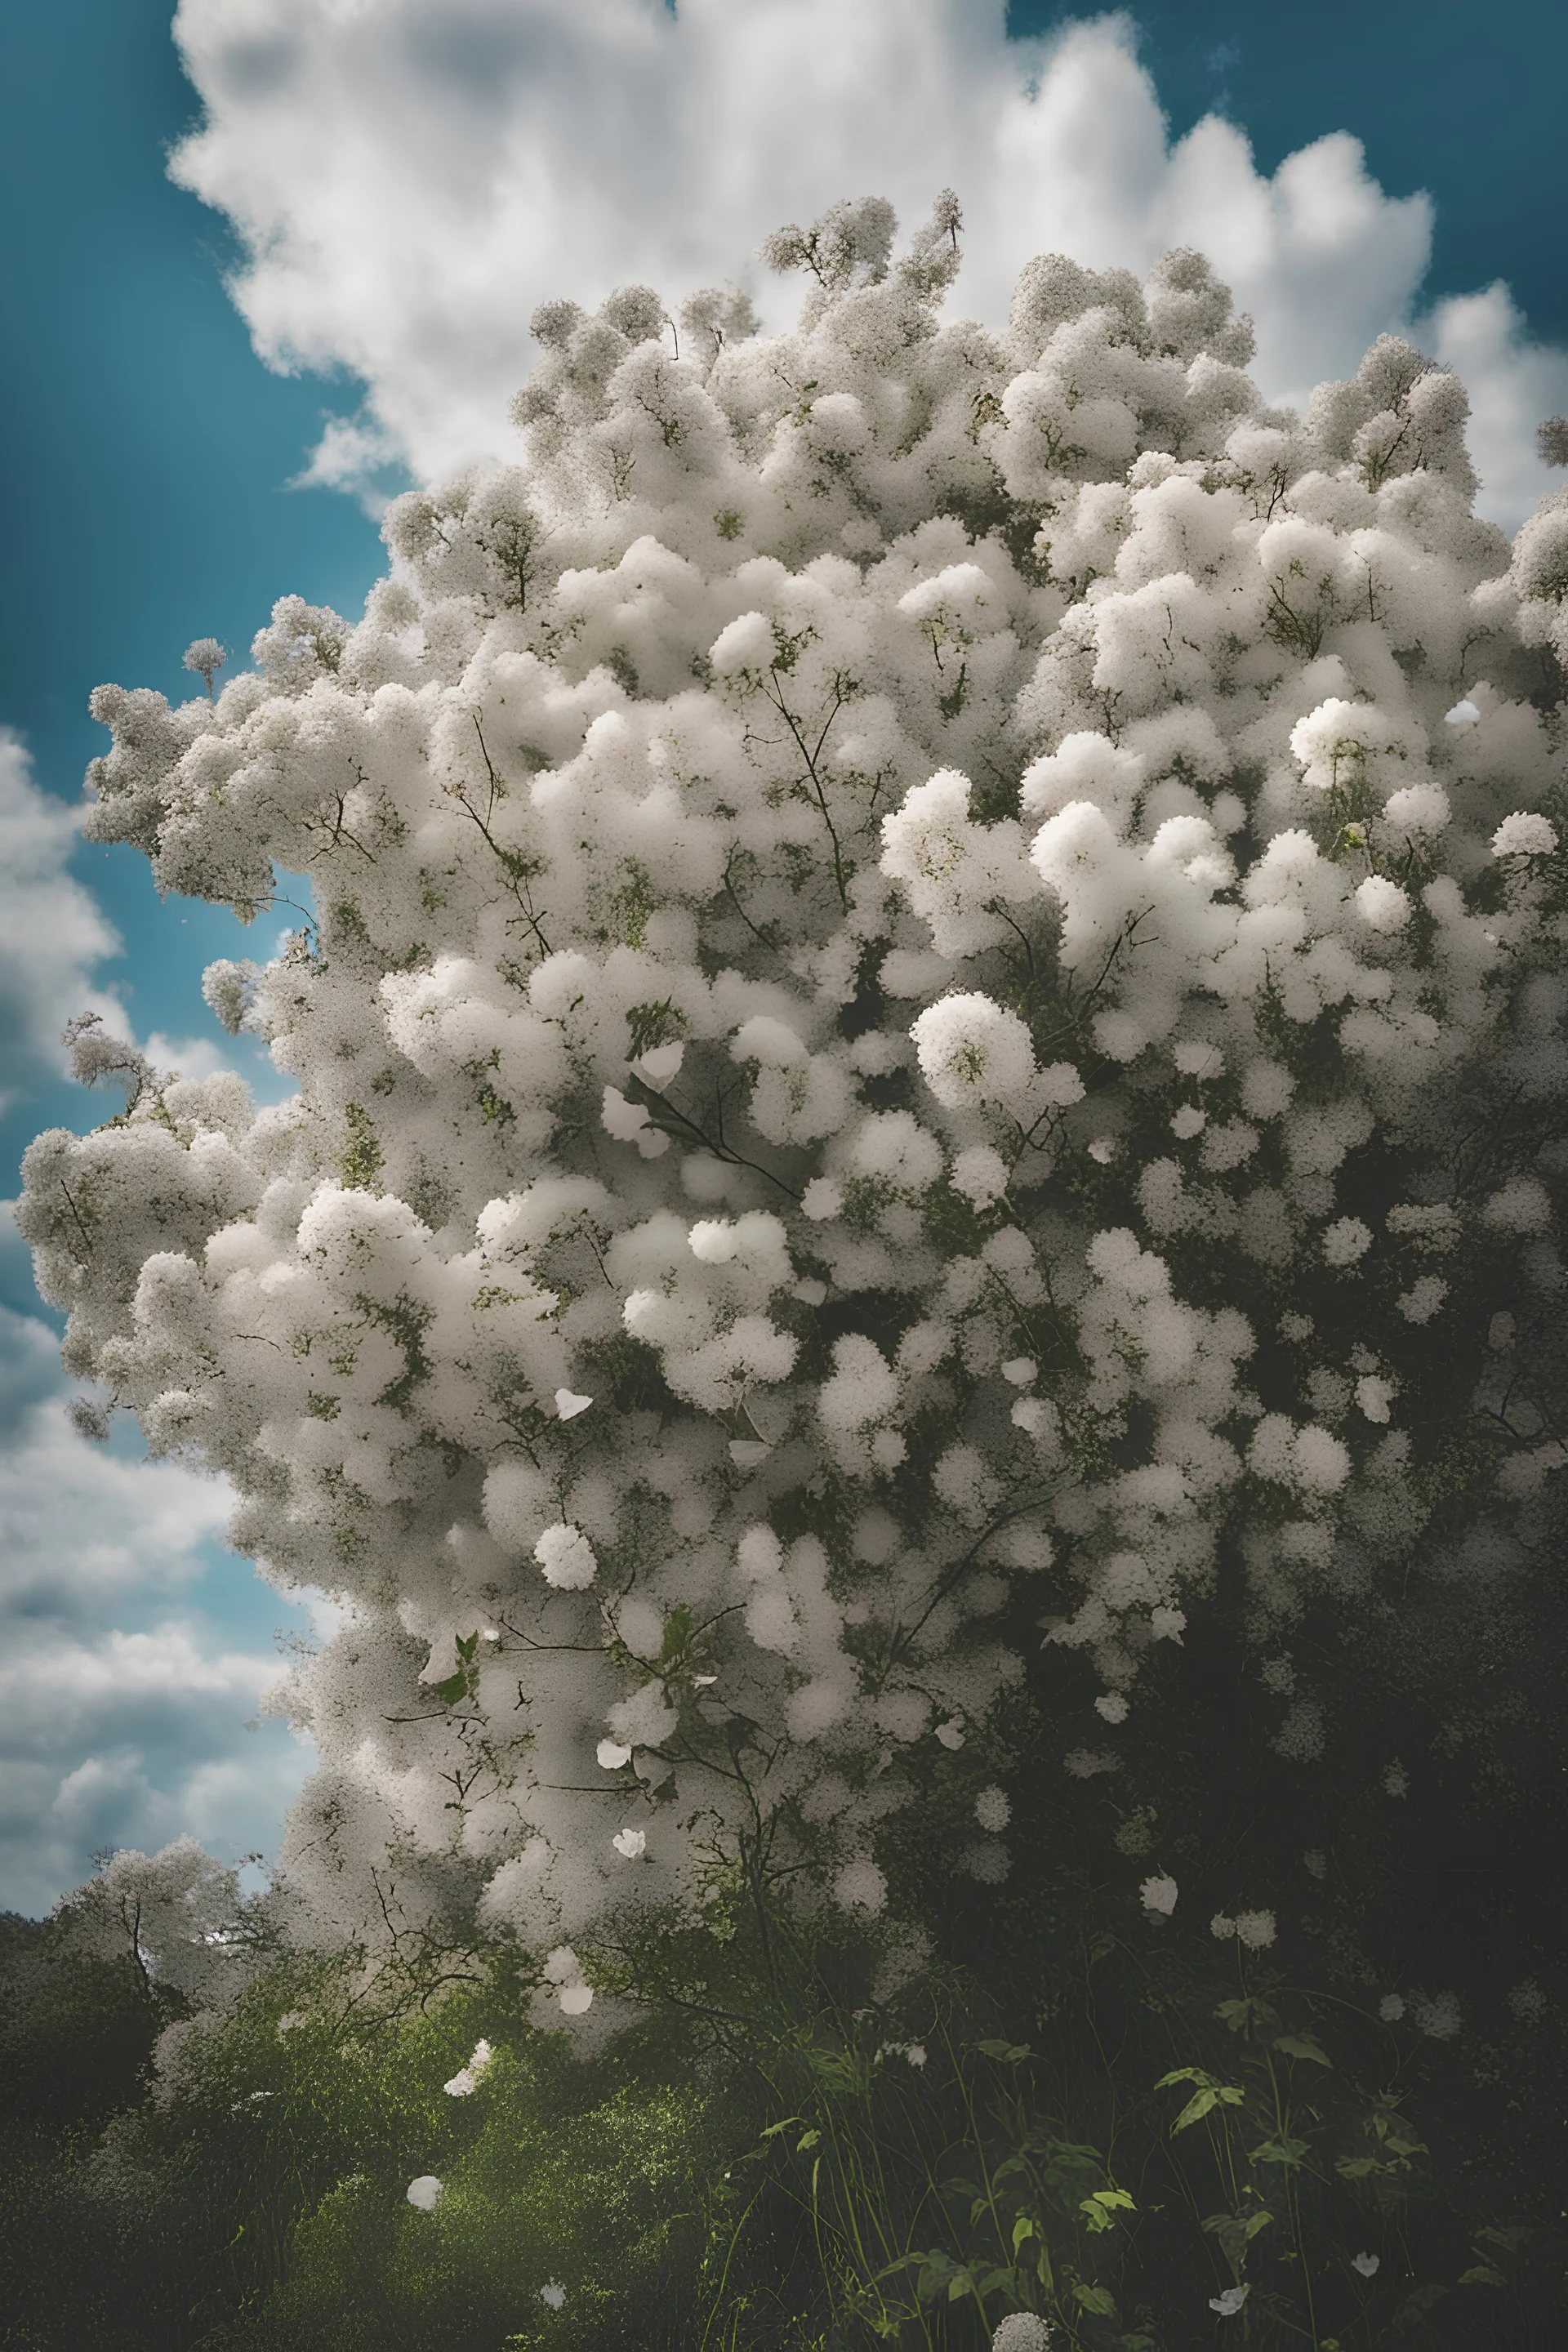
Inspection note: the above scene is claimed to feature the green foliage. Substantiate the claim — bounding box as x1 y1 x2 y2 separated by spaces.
2 1866 1567 2351
338 1102 383 1192
7 1458 1568 2350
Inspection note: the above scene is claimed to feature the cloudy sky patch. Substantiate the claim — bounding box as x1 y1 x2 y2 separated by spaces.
169 1 1566 524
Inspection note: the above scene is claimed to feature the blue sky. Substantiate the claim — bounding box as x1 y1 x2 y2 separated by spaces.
1 0 1564 1913
0 0 386 1212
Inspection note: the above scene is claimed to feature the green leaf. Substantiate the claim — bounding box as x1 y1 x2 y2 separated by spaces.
974 2038 1032 2064
1272 2033 1332 2066
1217 1997 1279 2035
1394 2284 1447 2332
1073 2283 1118 2317
658 1604 697 1668
973 2266 1021 2301
759 2117 800 2140
795 2129 821 2153
1171 2088 1219 2129
1334 2155 1379 2180
910 2248 961 2304
1458 2265 1505 2289
1080 2189 1135 2233
1250 2136 1311 2169
1169 2084 1245 2133
1012 2216 1040 2252
433 1671 470 1704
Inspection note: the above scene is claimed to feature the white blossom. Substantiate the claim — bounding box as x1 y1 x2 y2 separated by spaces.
1140 1873 1178 1916
834 1859 889 1914
1491 811 1557 858
1411 1989 1463 2039
534 1525 598 1590
443 2038 495 2096
406 2176 443 2212
911 992 1037 1110
1353 875 1412 934
1324 1218 1373 1267
949 1145 1009 1207
182 638 228 697
21 197 1568 2009
973 1785 1011 1833
991 2318 1052 2352
1396 1277 1449 1325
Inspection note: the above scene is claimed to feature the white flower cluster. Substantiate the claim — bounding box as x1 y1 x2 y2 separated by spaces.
443 2037 494 2096
21 198 1568 1989
991 2316 1051 2352
1209 1909 1277 1951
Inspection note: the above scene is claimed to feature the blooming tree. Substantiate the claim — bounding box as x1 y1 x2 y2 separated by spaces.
21 197 1568 2021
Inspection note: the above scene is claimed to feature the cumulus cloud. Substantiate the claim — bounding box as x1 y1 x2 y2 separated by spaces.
0 727 285 1110
140 1029 251 1087
0 731 121 1112
1424 282 1568 534
168 1 1567 525
0 742 307 1911
0 1279 318 1915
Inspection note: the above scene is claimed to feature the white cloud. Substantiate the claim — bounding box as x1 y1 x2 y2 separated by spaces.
140 1029 247 1086
1423 283 1568 538
0 733 274 1124
171 0 1568 523
0 731 122 1111
0 1314 318 1915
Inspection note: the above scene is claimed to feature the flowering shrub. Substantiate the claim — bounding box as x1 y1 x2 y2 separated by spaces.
16 194 1568 2341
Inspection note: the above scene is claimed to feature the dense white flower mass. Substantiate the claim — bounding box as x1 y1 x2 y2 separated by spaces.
991 2315 1052 2352
20 198 1568 1994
